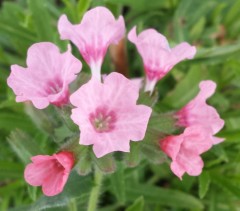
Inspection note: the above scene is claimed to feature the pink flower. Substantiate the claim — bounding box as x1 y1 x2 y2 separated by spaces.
7 42 82 109
128 26 196 93
161 126 214 179
58 7 125 81
70 72 152 158
24 151 74 196
176 80 224 144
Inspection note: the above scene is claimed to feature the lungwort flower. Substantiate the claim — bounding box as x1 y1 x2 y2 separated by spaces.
58 7 125 81
128 26 196 93
161 126 215 179
70 72 152 158
7 42 82 109
24 151 74 196
176 80 225 144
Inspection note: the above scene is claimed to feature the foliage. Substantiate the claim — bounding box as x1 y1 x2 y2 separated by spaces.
0 0 240 210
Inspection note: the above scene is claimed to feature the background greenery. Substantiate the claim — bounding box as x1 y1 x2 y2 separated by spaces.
0 0 240 210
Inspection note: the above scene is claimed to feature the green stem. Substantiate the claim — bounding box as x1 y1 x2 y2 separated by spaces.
87 169 104 211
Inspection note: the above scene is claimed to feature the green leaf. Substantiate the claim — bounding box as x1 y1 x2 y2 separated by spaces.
126 196 144 211
198 171 211 199
0 161 23 179
27 185 38 201
211 173 240 198
137 90 158 107
7 129 43 164
162 65 204 108
77 0 92 21
28 0 54 41
125 184 204 210
0 111 37 133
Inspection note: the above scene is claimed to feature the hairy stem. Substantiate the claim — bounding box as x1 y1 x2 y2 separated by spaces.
87 169 104 211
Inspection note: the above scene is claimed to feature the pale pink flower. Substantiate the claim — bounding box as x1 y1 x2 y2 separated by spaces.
176 80 224 144
7 42 82 109
58 7 125 81
161 126 214 179
128 26 196 93
24 151 74 196
70 72 152 158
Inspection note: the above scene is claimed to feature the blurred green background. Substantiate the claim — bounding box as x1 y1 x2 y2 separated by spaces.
0 0 240 210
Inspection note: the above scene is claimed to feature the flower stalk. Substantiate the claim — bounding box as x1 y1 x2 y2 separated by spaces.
87 169 104 211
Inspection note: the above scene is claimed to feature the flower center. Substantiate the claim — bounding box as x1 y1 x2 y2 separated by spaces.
45 78 63 95
89 107 117 133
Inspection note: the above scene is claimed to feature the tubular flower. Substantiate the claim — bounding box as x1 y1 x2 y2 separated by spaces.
70 72 152 158
128 26 196 93
161 126 215 179
176 80 225 144
7 42 82 109
24 151 74 196
58 7 125 81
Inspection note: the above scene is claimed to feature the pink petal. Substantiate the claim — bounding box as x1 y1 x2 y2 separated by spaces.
31 155 54 163
24 160 56 186
42 168 67 196
175 150 204 176
211 136 225 144
115 105 152 141
93 135 130 158
103 72 140 109
70 77 103 115
170 160 185 180
79 126 97 145
54 151 74 171
168 42 196 67
182 126 213 154
160 135 183 160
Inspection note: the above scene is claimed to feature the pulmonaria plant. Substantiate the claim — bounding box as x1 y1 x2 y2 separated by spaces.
7 6 225 197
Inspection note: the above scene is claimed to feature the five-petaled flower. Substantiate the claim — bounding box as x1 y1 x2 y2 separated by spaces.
161 126 215 179
7 42 82 109
128 26 196 93
58 7 125 81
176 80 225 144
70 72 152 158
24 151 74 196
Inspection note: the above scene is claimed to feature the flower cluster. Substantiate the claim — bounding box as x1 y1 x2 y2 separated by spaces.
7 7 224 196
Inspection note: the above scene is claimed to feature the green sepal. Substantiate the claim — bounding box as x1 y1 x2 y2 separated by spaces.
75 148 92 176
56 105 79 132
24 103 58 134
92 152 116 174
137 89 159 107
125 142 141 168
141 142 167 164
